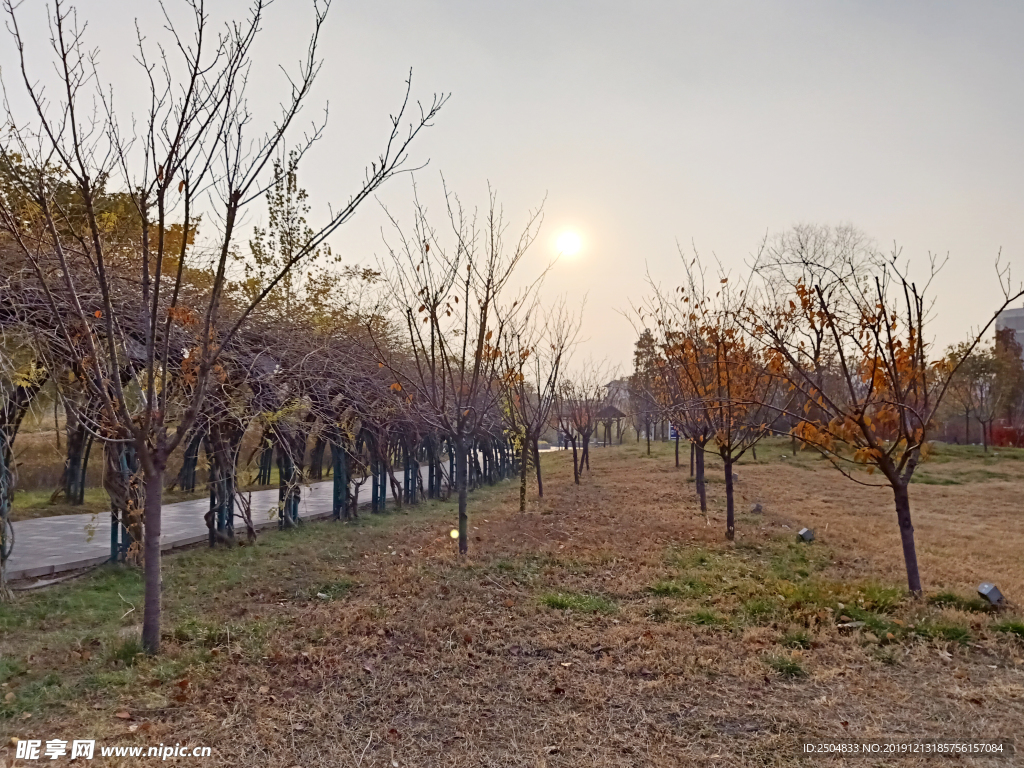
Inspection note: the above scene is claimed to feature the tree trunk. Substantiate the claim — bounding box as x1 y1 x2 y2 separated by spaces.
0 435 13 601
892 482 922 595
675 433 679 468
724 458 735 540
142 467 164 654
533 438 544 498
456 440 468 555
695 442 707 513
570 437 580 484
645 421 650 455
519 440 528 512
689 441 695 477
965 410 971 444
62 419 88 505
983 421 989 452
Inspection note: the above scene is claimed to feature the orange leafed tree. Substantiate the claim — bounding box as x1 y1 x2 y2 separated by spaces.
645 253 785 539
749 243 1024 594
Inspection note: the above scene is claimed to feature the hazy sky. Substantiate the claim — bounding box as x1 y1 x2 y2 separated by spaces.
6 1 1024 371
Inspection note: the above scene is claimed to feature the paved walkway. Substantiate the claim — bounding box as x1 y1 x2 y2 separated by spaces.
7 466 433 581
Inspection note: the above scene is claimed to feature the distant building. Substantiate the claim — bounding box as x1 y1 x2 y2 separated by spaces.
604 378 631 411
995 306 1024 357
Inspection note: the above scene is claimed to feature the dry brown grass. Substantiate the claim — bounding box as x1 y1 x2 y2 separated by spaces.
2 440 1023 766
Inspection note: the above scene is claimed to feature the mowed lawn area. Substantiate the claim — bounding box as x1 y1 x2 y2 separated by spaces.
1 440 1022 766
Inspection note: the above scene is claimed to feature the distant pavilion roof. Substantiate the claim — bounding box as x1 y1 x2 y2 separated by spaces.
596 405 626 420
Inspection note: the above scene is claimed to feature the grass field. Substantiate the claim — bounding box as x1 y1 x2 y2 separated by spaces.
1 440 1022 766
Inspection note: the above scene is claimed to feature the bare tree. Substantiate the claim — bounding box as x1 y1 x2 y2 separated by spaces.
0 0 444 648
555 361 609 485
376 183 540 554
502 299 580 510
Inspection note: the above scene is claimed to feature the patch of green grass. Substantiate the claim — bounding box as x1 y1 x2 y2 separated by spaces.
779 580 835 612
781 630 812 649
172 617 227 647
764 654 806 677
742 598 777 624
769 545 810 579
928 592 990 613
665 548 718 570
925 443 1024 462
685 609 724 626
860 583 904 613
914 621 971 645
650 577 709 597
993 620 1024 639
309 579 354 601
81 669 136 691
540 592 616 614
912 474 961 486
842 606 897 637
0 656 26 684
0 670 72 717
0 566 144 633
106 637 144 667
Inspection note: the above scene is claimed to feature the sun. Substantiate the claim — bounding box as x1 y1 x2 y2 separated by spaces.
556 231 582 256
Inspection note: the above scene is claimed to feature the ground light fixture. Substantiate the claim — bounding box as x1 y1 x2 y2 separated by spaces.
978 583 1005 606
798 528 815 542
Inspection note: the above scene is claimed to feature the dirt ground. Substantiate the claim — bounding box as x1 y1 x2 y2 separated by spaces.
1 440 1022 766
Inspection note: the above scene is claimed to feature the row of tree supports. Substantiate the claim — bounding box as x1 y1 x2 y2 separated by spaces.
109 427 519 562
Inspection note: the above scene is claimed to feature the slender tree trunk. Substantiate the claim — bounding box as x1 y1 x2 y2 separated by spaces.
0 433 13 601
965 410 971 444
695 442 707 513
724 457 735 540
570 437 580 484
752 444 757 461
689 441 695 477
582 435 590 471
142 466 164 654
62 420 88 505
791 432 797 455
456 440 468 555
675 433 679 467
892 482 922 595
519 440 528 512
983 421 989 452
645 421 650 455
533 438 544 498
